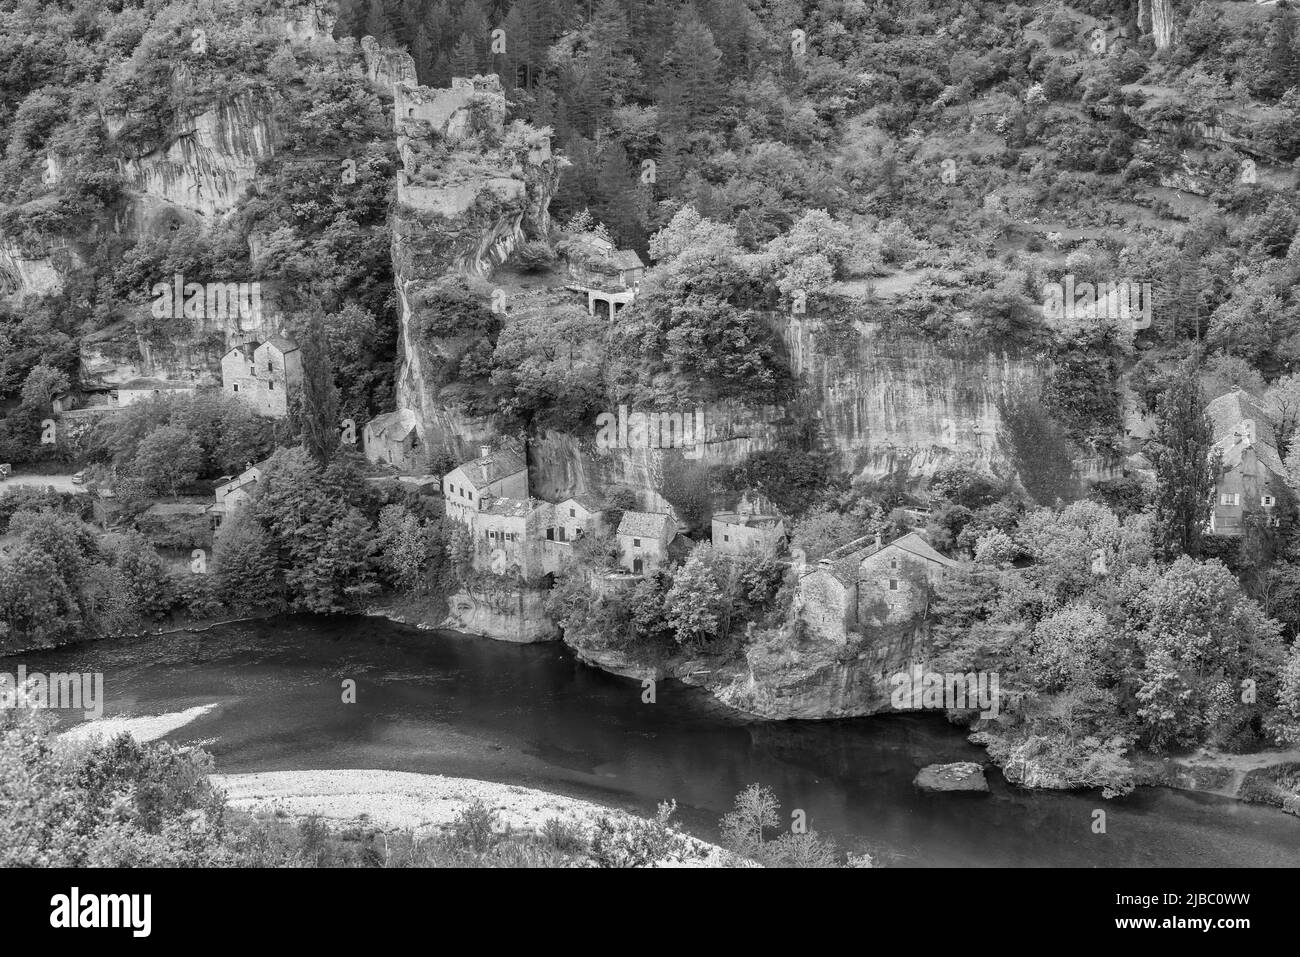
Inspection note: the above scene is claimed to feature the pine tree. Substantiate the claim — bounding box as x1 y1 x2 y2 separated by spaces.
594 142 648 249
364 0 397 44
412 23 435 82
335 0 369 39
583 0 641 105
454 0 490 60
214 512 285 614
629 0 678 89
655 4 723 130
1152 365 1213 559
400 0 425 39
500 5 529 89
1264 4 1300 100
298 312 342 468
449 32 480 79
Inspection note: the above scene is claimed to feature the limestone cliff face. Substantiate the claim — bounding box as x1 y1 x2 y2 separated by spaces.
1151 0 1176 51
1136 0 1176 51
62 3 331 388
0 239 69 297
782 318 1041 482
118 92 277 223
450 315 1062 511
529 400 780 511
443 582 558 642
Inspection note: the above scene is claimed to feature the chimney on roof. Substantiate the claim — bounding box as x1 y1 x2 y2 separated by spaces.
875 531 883 549
479 444 491 458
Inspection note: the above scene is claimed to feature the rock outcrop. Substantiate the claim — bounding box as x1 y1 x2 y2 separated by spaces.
443 582 558 643
914 762 989 792
360 42 562 445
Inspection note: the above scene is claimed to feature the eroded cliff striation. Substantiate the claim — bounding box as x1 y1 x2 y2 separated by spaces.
117 91 277 224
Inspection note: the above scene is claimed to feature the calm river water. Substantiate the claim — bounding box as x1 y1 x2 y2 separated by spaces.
14 614 1300 867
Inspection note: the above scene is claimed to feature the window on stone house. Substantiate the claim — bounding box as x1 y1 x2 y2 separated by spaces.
1263 494 1276 507
233 384 239 392
269 381 274 390
890 558 897 569
889 579 898 590
724 534 730 542
633 538 641 547
569 508 575 517
546 527 554 540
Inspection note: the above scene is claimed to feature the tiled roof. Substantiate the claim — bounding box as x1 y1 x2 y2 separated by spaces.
262 335 299 355
1207 389 1275 444
453 444 527 490
560 493 604 512
223 342 259 360
118 378 195 390
1206 389 1284 479
814 531 955 584
617 510 673 539
714 512 782 528
612 249 645 271
481 496 543 518
573 231 615 253
890 531 959 568
367 409 419 442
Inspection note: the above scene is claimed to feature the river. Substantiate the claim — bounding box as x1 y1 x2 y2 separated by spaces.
12 614 1300 867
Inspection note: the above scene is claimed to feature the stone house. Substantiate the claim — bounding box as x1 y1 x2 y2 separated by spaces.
116 378 198 407
711 509 786 558
796 531 957 643
364 409 425 471
442 441 529 527
1206 389 1287 536
473 496 552 578
615 510 676 575
209 461 266 528
563 231 646 318
221 336 302 418
540 495 606 572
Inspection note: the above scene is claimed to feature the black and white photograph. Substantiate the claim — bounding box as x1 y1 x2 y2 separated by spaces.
0 0 1294 928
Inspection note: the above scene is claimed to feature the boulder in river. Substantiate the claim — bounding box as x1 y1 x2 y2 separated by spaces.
915 762 989 792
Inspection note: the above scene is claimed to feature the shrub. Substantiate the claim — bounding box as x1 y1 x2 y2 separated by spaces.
452 798 498 854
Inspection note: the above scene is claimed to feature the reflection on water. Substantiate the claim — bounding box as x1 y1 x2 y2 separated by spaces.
14 614 1300 867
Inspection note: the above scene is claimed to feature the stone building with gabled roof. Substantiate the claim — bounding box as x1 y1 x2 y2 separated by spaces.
562 231 646 318
615 510 676 575
712 498 786 558
442 440 530 526
796 531 957 643
364 409 426 472
221 336 302 417
1206 388 1287 536
116 377 199 407
471 495 553 578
